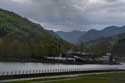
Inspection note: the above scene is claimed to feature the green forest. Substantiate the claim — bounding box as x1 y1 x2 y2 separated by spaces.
0 9 73 62
0 9 125 62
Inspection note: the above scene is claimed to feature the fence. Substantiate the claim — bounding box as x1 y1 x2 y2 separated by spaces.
0 66 123 80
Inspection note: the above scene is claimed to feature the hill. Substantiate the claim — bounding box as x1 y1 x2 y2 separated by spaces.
0 9 72 62
81 32 125 58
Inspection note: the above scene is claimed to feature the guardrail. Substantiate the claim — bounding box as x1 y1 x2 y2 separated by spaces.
0 67 124 80
0 68 83 76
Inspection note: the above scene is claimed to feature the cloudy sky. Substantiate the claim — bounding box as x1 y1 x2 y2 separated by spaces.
0 0 125 31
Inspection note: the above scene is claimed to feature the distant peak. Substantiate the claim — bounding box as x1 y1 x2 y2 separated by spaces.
88 29 98 32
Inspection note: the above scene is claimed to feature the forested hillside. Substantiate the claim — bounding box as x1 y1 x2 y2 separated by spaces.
0 9 72 62
79 33 125 57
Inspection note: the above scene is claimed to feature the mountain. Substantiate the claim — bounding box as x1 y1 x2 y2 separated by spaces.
56 31 85 44
83 32 125 58
80 26 125 42
56 26 125 44
0 9 72 61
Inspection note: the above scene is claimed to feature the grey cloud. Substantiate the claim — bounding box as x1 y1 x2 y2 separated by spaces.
0 0 125 31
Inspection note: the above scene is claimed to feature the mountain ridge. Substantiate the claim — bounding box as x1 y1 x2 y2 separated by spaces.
80 26 125 42
56 26 125 44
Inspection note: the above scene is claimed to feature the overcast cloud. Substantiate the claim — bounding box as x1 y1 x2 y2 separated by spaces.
0 0 125 31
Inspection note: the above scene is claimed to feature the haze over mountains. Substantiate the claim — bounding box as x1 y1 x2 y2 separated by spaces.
56 26 125 44
56 31 85 44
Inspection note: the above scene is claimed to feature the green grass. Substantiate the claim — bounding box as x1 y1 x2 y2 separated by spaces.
48 72 125 83
4 72 125 83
